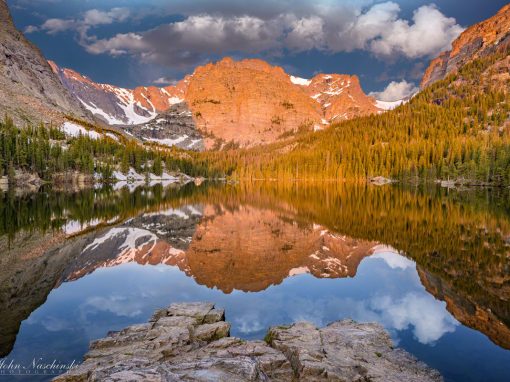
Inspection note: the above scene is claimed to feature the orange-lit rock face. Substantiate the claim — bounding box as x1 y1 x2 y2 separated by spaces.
184 205 377 293
450 4 510 58
420 52 450 89
53 57 382 146
302 74 380 124
421 4 510 88
131 80 188 114
185 58 323 148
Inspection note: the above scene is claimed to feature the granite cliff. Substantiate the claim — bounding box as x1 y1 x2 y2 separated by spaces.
421 4 510 88
0 0 90 125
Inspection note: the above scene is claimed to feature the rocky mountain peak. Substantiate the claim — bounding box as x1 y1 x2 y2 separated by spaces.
421 3 510 88
302 72 379 123
49 61 101 90
450 4 510 58
52 55 386 149
193 57 289 82
185 57 323 148
0 1 90 125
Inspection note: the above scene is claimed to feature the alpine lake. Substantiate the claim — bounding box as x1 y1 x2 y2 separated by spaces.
1 181 509 382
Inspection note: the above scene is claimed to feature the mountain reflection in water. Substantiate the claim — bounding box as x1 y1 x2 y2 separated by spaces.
1 182 509 382
61 204 378 292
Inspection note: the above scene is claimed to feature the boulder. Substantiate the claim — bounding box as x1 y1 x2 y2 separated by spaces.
370 176 394 186
54 302 442 382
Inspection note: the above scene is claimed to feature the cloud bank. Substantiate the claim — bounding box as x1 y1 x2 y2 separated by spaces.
26 7 130 36
27 2 464 70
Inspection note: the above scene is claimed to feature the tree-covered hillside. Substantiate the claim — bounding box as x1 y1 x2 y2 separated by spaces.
0 117 218 182
2 49 509 186
201 48 510 185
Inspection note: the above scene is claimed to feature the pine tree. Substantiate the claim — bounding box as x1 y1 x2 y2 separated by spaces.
7 161 16 185
153 155 163 176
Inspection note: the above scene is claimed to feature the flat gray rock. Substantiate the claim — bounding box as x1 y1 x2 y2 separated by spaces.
54 302 442 382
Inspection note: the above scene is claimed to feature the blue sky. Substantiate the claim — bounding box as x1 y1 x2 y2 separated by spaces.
7 0 509 99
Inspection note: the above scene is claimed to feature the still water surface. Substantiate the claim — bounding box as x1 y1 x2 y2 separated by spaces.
0 183 509 381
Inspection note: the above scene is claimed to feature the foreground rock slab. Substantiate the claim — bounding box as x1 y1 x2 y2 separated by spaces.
54 302 442 382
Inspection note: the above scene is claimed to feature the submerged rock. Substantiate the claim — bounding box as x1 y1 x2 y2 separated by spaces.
54 302 442 382
370 176 394 186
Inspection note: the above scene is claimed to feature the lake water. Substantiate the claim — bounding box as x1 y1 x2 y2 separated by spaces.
0 182 509 381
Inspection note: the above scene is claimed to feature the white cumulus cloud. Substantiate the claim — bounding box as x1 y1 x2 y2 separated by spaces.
370 80 419 101
370 293 459 344
30 7 130 38
371 249 416 270
83 8 130 26
40 18 76 35
24 25 40 34
367 4 464 58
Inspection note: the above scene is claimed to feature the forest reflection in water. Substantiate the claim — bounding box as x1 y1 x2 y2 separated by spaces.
0 181 509 381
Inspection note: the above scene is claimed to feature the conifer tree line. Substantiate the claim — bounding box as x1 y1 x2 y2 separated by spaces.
201 49 510 185
0 117 217 182
0 182 203 240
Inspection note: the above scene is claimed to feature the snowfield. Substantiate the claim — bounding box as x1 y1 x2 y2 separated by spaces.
61 122 102 139
78 98 126 125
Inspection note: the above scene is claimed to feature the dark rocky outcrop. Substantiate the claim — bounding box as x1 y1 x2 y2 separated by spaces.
369 176 394 186
54 302 442 382
122 103 204 151
0 0 90 125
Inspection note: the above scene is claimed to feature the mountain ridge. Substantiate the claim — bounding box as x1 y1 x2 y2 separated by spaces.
51 57 388 149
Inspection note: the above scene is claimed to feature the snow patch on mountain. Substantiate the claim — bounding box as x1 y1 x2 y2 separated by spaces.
143 135 202 149
61 122 101 139
115 89 157 125
83 227 162 266
168 96 184 105
290 75 312 86
111 168 181 183
78 98 126 125
289 266 310 276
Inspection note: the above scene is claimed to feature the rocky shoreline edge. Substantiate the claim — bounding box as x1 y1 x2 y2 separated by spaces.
54 302 442 381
